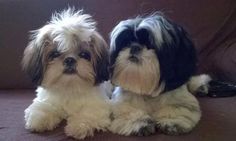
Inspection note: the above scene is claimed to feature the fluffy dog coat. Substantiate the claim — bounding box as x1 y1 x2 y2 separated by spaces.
109 14 209 136
22 8 110 139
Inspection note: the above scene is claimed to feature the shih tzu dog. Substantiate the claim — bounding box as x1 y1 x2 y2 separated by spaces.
109 13 210 136
22 8 110 139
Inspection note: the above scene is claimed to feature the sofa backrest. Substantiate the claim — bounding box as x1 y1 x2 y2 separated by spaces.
0 0 235 89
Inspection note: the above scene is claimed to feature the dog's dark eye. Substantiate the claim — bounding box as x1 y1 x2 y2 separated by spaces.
79 51 91 61
48 51 61 60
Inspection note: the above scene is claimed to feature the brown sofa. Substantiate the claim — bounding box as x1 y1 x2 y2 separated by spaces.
0 0 235 141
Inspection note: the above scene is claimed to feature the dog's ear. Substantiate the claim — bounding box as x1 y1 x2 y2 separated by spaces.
109 27 137 78
90 32 109 84
22 26 52 85
157 22 197 91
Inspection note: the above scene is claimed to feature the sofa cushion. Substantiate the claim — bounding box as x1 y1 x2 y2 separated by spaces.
0 90 235 141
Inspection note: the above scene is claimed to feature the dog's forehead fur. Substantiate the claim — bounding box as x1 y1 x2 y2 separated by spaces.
32 8 96 52
23 8 109 85
110 14 172 51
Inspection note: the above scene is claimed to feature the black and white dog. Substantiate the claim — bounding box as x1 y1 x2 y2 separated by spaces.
108 13 210 136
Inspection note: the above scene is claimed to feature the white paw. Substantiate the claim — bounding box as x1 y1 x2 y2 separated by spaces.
109 115 155 136
134 119 156 136
156 117 196 135
65 121 95 140
24 108 61 132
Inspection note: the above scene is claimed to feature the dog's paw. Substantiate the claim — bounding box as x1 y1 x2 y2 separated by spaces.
195 85 209 96
65 122 95 140
24 108 61 132
134 119 156 136
110 116 156 136
156 119 193 135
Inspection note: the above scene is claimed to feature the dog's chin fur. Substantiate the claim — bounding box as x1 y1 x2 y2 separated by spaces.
112 48 160 95
109 14 207 136
22 8 110 140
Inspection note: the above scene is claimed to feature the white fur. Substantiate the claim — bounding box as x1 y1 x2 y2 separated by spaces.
110 84 200 135
110 14 172 50
24 8 111 140
25 84 110 139
32 8 96 52
187 74 212 94
138 16 163 46
110 19 139 51
112 47 161 95
138 14 172 47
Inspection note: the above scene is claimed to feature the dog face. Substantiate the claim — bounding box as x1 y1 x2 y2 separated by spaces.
22 9 109 89
110 14 196 95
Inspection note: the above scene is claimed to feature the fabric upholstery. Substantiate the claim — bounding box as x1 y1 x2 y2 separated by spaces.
0 90 236 141
0 0 235 89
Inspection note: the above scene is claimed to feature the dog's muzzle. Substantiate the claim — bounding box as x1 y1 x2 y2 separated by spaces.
63 57 77 74
128 45 142 63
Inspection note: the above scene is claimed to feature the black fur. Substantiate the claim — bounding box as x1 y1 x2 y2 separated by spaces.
135 119 156 136
110 15 197 92
196 80 236 97
110 28 136 67
23 40 44 85
94 48 109 84
155 21 197 91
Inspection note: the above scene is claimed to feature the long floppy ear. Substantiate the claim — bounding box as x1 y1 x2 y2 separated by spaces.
90 32 109 84
109 20 139 77
157 20 197 91
137 15 197 91
22 27 52 85
109 28 136 76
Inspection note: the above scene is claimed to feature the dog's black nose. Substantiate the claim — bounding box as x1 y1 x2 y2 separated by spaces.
130 45 142 55
64 57 76 66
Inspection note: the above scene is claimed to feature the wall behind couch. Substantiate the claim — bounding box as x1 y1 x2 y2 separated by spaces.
0 0 235 89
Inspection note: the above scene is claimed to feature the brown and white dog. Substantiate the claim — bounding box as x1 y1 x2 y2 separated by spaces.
22 8 110 140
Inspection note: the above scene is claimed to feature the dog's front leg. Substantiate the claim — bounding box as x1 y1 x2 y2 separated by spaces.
152 86 201 135
65 105 111 140
24 100 63 132
109 102 156 136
